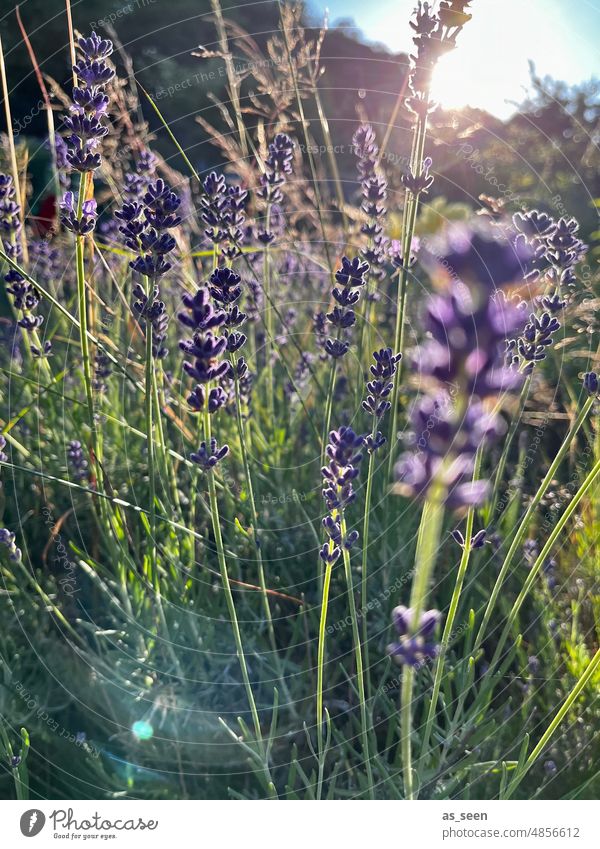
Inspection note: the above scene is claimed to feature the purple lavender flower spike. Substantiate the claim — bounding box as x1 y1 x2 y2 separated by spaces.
65 32 114 174
388 605 441 667
320 427 364 566
401 156 434 195
420 218 536 292
583 372 599 396
0 528 22 562
395 219 527 509
117 179 181 358
190 438 229 471
353 124 389 283
509 208 587 371
323 256 370 359
67 440 89 481
0 173 48 351
257 133 295 243
178 286 229 415
60 193 98 235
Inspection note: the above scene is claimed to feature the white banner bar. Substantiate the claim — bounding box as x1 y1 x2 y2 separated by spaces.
1 800 599 848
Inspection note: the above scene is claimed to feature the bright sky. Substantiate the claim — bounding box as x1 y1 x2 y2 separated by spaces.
307 0 600 118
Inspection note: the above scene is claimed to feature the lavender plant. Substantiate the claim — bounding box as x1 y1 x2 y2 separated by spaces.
1 0 600 806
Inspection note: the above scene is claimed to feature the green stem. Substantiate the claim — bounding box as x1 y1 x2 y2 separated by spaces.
229 352 293 713
341 523 374 799
75 176 103 491
400 493 445 799
360 417 378 697
316 555 334 800
415 446 483 790
202 408 271 785
144 278 156 582
386 113 428 487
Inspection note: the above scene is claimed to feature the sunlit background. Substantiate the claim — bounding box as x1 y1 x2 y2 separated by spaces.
308 0 600 118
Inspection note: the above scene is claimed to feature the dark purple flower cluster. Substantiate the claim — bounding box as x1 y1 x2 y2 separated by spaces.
401 156 434 197
67 440 89 481
324 256 370 358
583 372 599 396
320 427 363 567
257 133 295 244
132 282 169 359
363 348 402 453
178 287 229 417
0 528 21 562
201 172 247 260
117 179 181 278
117 179 181 359
513 311 561 374
0 174 48 354
64 32 114 173
60 193 97 235
353 125 388 284
396 224 527 508
209 267 250 400
0 433 7 462
190 437 229 472
387 605 441 667
509 210 586 372
406 1 472 117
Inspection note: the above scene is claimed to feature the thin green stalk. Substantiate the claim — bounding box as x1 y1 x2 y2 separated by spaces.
143 283 156 582
201 407 271 784
341 520 374 799
316 554 334 800
75 176 103 490
317 358 337 594
229 351 294 713
415 445 483 790
400 492 445 799
386 111 428 486
474 395 594 652
360 416 378 696
400 665 415 798
505 647 600 799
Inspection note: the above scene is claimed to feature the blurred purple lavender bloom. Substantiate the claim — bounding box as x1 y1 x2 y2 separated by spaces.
395 220 526 509
0 528 22 562
387 605 441 667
